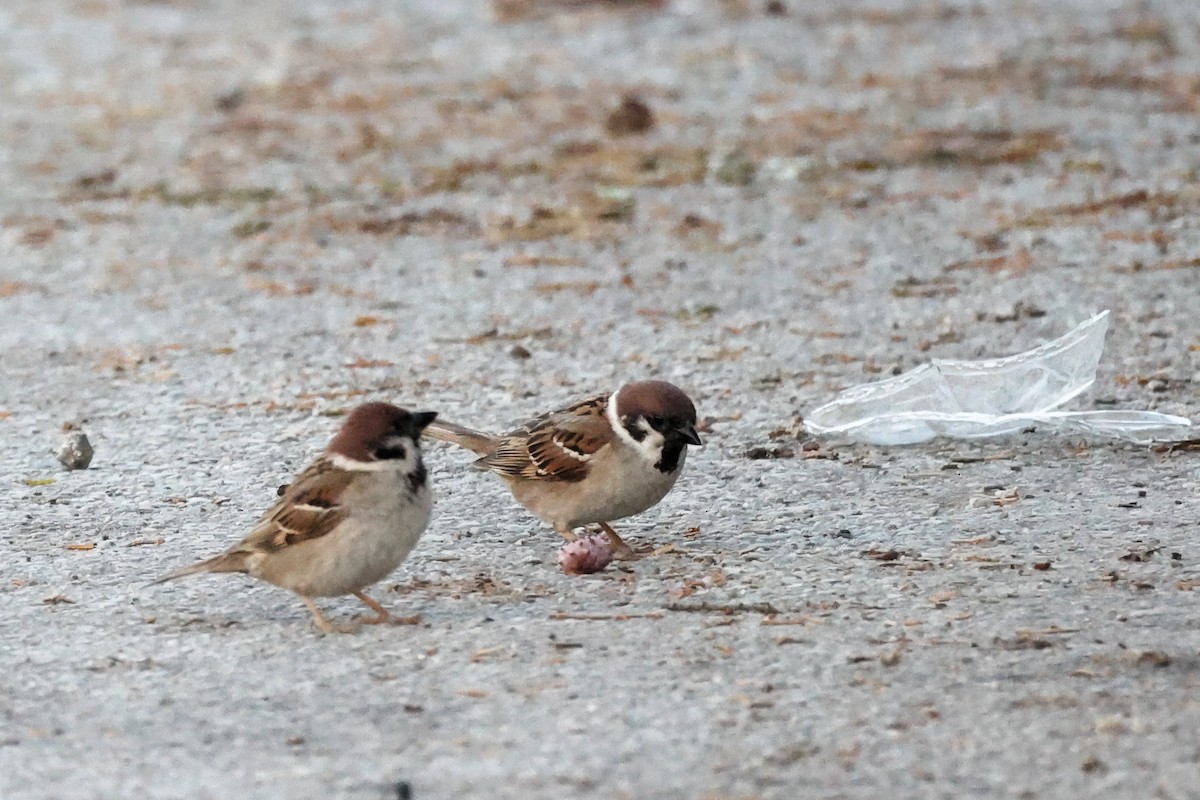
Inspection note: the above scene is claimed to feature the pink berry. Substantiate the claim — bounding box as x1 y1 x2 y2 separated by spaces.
557 534 614 575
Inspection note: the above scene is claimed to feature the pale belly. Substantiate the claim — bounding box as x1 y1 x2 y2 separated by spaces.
511 446 685 530
254 475 432 598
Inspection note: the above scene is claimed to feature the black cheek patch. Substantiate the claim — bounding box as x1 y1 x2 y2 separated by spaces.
655 440 684 473
623 420 648 442
374 444 408 461
406 461 427 494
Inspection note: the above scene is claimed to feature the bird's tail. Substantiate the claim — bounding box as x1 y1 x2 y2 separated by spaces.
148 552 249 586
421 419 498 457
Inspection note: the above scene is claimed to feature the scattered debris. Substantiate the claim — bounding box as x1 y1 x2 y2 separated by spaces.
548 611 664 621
1135 650 1171 667
664 601 780 615
993 634 1054 650
744 446 795 459
896 128 1062 167
968 486 1020 508
1119 547 1162 562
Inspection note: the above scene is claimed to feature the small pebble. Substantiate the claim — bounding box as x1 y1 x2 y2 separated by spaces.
558 534 614 575
713 149 757 186
605 93 654 136
56 432 94 470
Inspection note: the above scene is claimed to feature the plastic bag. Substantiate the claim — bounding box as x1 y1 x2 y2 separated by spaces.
805 311 1194 445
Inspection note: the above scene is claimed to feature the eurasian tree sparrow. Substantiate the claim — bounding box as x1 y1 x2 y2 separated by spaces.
152 402 437 633
423 380 701 558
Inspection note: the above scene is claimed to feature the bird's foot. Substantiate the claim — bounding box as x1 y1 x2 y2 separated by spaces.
597 522 640 560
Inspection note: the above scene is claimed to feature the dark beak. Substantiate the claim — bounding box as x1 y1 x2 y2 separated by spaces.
677 425 702 446
411 411 439 432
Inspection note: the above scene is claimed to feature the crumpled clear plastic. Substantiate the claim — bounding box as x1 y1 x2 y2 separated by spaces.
805 311 1194 445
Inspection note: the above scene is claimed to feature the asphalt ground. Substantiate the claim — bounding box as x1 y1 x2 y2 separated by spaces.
1 1 1199 798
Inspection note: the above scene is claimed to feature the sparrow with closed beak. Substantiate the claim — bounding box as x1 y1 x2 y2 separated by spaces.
423 380 701 558
152 402 438 633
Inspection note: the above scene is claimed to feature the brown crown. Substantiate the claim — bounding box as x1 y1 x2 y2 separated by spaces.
614 380 696 424
326 402 437 461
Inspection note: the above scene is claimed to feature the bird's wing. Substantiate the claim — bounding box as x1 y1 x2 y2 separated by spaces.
477 393 614 482
234 457 357 553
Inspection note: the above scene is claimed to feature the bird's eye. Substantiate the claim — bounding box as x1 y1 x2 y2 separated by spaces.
373 440 408 461
647 415 664 428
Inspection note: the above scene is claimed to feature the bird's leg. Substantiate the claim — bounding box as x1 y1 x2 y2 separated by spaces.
354 591 420 626
302 597 338 634
597 522 639 560
555 526 579 543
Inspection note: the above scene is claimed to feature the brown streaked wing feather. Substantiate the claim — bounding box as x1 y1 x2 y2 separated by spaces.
478 394 613 482
233 458 356 554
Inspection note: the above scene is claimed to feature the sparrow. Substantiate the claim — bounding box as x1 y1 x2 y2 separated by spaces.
151 402 438 633
423 380 701 558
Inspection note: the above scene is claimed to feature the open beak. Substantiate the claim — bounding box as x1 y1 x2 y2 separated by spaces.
412 411 439 432
678 425 702 446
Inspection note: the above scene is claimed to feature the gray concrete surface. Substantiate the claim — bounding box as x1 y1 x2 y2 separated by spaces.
2 1 1199 798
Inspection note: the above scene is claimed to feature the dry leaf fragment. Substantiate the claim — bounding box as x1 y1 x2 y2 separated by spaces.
64 543 95 551
470 646 504 662
761 615 819 626
1119 547 1161 562
929 590 957 606
897 128 1061 166
1135 651 1171 667
993 634 1053 650
534 281 602 295
344 358 394 368
944 248 1032 274
246 278 317 296
0 282 35 297
502 253 583 268
548 611 663 621
744 446 795 460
